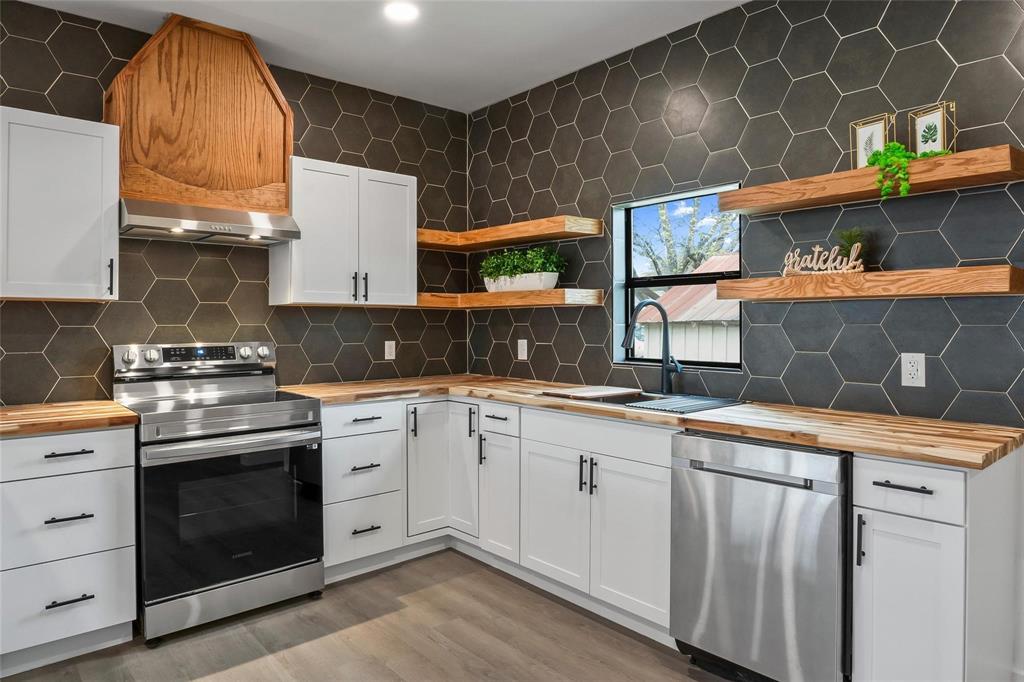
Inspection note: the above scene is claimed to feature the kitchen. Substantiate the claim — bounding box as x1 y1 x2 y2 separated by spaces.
1 0 1023 680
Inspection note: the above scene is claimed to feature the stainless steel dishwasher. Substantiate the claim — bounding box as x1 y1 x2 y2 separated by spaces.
670 431 850 682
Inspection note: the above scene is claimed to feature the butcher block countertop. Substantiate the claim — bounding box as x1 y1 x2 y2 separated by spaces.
288 375 1024 470
0 400 138 437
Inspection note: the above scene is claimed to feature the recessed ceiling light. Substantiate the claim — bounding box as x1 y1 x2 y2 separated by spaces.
383 1 419 24
247 234 262 241
170 227 185 233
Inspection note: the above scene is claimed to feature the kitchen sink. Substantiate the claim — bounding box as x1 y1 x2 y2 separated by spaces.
595 392 742 414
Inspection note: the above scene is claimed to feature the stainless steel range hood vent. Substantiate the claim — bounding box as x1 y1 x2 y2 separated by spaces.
119 198 300 246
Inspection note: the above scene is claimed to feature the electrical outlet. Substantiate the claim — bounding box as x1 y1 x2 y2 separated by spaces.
517 338 528 360
384 340 396 360
901 353 925 387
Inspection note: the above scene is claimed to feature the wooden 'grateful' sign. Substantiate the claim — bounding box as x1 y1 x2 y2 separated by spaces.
783 243 864 276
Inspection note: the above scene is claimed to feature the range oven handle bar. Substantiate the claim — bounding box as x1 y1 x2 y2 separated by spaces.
140 426 321 466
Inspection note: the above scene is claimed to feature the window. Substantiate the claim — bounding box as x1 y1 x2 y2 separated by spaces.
619 185 741 369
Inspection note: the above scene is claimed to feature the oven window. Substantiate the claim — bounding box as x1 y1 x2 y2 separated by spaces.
140 442 322 603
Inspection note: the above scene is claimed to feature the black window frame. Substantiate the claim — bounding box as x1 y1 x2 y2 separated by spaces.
622 187 742 371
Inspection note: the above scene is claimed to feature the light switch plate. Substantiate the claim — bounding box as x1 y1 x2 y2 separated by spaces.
384 340 396 360
517 339 528 360
901 352 925 387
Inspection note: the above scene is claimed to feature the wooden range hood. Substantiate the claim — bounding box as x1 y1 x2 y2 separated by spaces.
104 15 296 243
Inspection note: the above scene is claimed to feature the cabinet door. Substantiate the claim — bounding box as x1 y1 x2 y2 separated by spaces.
357 168 416 306
269 157 358 304
1 107 118 300
589 455 670 625
479 431 520 563
448 401 479 537
520 439 590 591
853 508 965 682
406 402 449 536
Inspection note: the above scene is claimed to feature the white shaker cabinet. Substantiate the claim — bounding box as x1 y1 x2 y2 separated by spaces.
1 107 119 300
406 402 450 536
448 401 479 537
269 159 416 306
478 431 520 563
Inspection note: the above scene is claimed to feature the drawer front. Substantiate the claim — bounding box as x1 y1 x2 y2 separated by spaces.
324 491 402 566
0 547 135 655
0 428 134 482
1 468 135 570
323 430 402 504
479 401 519 436
522 409 673 468
322 401 402 439
854 457 965 525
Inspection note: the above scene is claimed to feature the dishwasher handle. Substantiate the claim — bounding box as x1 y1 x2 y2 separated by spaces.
692 459 813 490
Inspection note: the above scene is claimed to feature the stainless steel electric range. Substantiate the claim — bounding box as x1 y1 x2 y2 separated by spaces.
112 342 324 644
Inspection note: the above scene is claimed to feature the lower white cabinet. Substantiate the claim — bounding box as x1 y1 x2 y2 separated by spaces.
407 402 450 536
853 507 965 682
448 402 479 537
589 455 671 626
479 431 520 562
324 491 403 565
323 430 402 505
519 440 591 592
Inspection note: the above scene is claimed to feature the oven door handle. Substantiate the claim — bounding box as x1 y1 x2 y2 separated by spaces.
140 426 322 466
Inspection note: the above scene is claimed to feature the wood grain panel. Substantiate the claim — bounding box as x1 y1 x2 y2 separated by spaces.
417 289 604 309
104 15 293 214
715 265 1024 301
0 401 138 437
418 216 604 252
719 145 1024 215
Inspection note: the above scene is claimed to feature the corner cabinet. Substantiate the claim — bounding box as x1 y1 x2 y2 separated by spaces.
406 402 450 536
1 107 119 300
269 157 416 306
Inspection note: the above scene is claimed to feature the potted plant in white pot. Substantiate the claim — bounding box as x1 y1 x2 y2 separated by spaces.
480 245 568 292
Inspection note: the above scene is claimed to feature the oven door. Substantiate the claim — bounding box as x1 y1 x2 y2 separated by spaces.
139 426 323 604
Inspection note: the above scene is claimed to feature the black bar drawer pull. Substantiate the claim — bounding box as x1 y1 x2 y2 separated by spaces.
872 479 934 495
411 407 418 437
856 514 865 566
107 258 114 295
589 457 598 495
363 273 369 302
352 272 359 301
469 407 476 437
479 433 486 464
45 593 95 610
578 454 586 492
351 416 382 423
352 524 381 536
484 414 508 421
44 513 94 525
44 449 94 459
350 463 381 472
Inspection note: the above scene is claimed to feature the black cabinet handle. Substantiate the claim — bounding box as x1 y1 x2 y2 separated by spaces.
589 457 598 495
484 414 508 421
578 454 586 492
352 272 359 301
872 479 934 495
44 449 94 459
352 524 381 535
351 416 382 423
411 407 418 437
469 407 476 437
350 463 380 472
363 273 369 302
856 513 865 566
45 593 94 610
479 433 486 464
107 258 114 295
44 513 94 525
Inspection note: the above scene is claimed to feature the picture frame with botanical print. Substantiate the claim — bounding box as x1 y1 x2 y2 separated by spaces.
908 101 956 155
850 113 894 169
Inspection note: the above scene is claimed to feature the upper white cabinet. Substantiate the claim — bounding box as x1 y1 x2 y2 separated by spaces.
269 157 416 306
1 107 119 300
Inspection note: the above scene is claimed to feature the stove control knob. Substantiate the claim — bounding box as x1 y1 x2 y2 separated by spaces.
144 349 160 364
121 350 137 365
256 345 271 359
238 346 253 360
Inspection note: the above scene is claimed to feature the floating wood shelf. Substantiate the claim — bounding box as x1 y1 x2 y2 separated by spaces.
716 265 1024 302
719 145 1024 216
417 216 603 252
417 289 604 309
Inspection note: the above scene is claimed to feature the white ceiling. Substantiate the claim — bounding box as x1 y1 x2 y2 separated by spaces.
34 0 741 112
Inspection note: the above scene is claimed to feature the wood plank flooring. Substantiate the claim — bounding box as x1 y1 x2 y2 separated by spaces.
11 550 719 681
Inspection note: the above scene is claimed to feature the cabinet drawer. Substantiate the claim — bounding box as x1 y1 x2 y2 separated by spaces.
854 457 965 525
479 401 519 436
0 547 135 655
322 401 402 438
0 428 134 482
323 430 402 504
1 468 135 570
324 491 402 566
522 409 673 468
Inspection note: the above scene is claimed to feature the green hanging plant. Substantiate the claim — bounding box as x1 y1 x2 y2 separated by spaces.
866 141 951 199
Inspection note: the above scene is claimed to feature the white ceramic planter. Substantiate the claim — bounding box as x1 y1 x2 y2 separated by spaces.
483 272 559 292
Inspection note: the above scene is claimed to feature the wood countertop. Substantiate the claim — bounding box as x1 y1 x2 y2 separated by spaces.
0 400 138 437
287 375 1024 470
